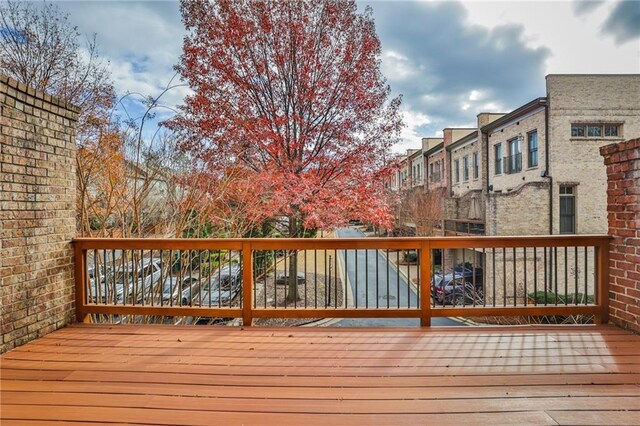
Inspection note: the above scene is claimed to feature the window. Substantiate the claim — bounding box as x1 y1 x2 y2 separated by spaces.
506 138 522 174
605 125 619 137
528 131 538 168
587 125 601 137
463 156 469 181
494 144 502 175
454 159 460 183
571 123 621 138
571 125 585 137
559 186 576 234
473 152 479 179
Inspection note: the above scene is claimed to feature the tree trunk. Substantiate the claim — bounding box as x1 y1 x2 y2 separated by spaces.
286 216 300 303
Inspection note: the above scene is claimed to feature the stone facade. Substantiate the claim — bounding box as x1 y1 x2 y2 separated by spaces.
487 106 546 193
426 145 447 191
0 75 79 353
547 75 640 235
450 134 482 197
601 137 640 333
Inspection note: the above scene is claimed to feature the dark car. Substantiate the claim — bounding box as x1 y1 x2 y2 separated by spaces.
182 263 242 306
431 265 483 305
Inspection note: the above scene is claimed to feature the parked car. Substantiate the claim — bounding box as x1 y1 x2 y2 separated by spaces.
182 263 242 306
87 266 111 287
88 258 162 304
275 271 306 285
161 275 201 305
431 265 483 305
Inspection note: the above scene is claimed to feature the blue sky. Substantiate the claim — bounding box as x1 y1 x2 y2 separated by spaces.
51 0 640 152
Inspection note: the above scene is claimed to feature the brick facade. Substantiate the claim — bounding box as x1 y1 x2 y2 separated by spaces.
601 138 640 333
1 75 79 353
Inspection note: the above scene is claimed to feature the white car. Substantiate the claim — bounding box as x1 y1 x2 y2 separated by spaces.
88 258 162 304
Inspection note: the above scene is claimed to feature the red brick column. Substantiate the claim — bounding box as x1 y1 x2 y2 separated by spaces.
600 138 640 333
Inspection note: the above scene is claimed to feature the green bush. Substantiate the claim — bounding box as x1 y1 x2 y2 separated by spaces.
403 250 418 263
527 291 594 305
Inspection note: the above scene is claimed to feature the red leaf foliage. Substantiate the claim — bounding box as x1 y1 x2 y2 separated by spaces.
168 0 403 235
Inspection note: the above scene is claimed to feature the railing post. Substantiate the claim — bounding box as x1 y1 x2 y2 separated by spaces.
595 239 610 325
73 241 86 323
241 241 254 326
420 240 432 327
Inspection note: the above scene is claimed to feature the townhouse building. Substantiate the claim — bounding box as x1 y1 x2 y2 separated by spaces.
446 74 640 304
386 74 640 304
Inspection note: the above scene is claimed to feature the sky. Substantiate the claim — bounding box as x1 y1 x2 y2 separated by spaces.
48 0 640 153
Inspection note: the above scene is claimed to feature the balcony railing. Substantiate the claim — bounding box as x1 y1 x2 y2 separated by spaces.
444 219 485 235
504 153 522 174
73 235 610 326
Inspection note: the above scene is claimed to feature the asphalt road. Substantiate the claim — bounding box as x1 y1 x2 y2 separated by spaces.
329 228 464 327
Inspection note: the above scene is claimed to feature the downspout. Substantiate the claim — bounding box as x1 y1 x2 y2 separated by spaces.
545 100 552 235
545 99 553 291
483 129 490 193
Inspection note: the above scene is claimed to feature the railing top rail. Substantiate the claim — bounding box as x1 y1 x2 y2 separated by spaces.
72 235 611 250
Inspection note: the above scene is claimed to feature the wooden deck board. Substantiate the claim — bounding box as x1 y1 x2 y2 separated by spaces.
2 324 639 425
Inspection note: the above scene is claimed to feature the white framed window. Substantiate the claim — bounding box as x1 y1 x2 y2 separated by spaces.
463 156 469 181
528 131 538 168
494 144 502 175
559 186 576 234
571 123 621 138
473 152 479 179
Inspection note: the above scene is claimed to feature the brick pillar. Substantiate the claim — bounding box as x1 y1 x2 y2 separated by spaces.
600 138 640 334
1 75 79 353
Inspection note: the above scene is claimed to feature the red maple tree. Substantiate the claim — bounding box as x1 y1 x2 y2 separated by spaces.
169 0 402 300
171 0 402 232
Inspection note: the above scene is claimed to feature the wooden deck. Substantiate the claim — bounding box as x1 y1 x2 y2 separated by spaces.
2 324 640 425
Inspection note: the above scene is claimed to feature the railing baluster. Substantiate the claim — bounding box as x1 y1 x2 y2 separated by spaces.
396 250 400 309
386 249 390 309
584 246 588 306
365 249 369 309
523 247 527 306
375 249 379 309
407 250 411 308
503 248 507 307
543 247 548 306
564 246 569 305
533 247 537 306
512 247 516 307
554 247 558 305
355 249 358 309
574 246 579 304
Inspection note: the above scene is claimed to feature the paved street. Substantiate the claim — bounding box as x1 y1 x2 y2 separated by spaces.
330 228 464 327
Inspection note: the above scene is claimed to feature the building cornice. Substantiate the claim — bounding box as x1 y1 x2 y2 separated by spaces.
481 98 547 134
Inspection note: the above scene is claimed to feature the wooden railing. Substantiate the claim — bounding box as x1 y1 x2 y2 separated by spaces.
73 235 610 327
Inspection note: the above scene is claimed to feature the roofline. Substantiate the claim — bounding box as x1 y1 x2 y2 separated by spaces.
425 141 445 156
447 130 478 151
476 112 506 118
481 97 547 133
442 127 476 131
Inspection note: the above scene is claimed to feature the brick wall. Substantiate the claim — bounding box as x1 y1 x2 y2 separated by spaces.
1 75 79 353
601 138 640 334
